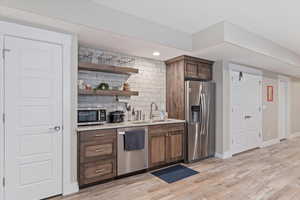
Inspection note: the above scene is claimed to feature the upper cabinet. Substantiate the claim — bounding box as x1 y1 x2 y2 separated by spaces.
166 55 213 81
165 55 214 120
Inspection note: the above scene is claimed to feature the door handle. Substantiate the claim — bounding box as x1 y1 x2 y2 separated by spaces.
244 115 252 119
49 126 61 132
118 132 125 135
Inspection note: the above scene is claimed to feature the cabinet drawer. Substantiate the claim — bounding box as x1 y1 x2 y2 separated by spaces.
80 138 116 163
149 123 185 135
79 129 116 142
149 125 168 135
167 123 185 131
85 162 113 179
80 159 116 185
86 144 113 157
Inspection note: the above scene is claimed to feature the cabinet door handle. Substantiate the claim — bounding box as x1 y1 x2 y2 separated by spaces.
95 169 106 174
95 148 104 152
94 134 102 137
244 115 252 119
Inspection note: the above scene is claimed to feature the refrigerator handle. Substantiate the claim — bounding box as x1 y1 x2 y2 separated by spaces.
205 93 210 136
203 93 208 136
185 81 190 122
200 93 205 135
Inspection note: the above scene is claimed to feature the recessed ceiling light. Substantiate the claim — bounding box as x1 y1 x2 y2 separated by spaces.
152 51 160 56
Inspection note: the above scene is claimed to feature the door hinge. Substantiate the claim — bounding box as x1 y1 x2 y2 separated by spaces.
259 80 262 85
2 177 5 188
2 48 10 59
2 113 4 123
259 132 262 138
259 107 262 112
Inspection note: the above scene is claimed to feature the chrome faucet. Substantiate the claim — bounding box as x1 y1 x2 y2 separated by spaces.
150 102 158 120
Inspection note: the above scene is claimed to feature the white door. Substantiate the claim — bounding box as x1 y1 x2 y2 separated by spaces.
231 71 262 155
4 36 63 200
279 80 288 140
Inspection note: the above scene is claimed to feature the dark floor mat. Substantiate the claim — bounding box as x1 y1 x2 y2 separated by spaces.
151 164 199 183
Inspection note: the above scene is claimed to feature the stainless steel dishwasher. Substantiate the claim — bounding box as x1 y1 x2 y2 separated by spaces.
117 126 148 175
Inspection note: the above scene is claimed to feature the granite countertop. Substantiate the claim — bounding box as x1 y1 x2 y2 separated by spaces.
77 119 186 131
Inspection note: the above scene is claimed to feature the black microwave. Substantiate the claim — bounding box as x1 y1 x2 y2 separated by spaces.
77 108 106 126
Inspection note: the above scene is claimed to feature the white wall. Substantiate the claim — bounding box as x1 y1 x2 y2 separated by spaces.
0 30 4 200
290 79 300 134
224 22 300 66
262 74 279 141
213 60 231 156
78 47 166 119
70 35 78 187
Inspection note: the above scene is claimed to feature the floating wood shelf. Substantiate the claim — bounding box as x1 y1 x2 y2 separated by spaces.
78 62 139 75
78 89 139 97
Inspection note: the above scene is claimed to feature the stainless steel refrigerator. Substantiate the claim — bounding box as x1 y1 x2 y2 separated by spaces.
185 81 215 163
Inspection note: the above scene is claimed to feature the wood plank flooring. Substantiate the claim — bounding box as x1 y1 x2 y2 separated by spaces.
51 137 300 200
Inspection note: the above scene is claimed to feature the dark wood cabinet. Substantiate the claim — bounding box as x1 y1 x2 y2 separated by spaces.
149 123 185 168
165 55 213 120
78 123 185 186
80 159 116 185
78 129 117 186
149 125 168 167
168 126 184 162
183 57 212 80
185 61 199 78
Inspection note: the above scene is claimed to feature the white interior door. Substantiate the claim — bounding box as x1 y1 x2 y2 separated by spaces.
231 71 262 155
4 36 63 200
279 80 288 140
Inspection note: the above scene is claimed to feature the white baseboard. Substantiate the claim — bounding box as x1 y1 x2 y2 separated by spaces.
215 151 232 159
63 182 79 196
288 132 300 139
261 138 280 148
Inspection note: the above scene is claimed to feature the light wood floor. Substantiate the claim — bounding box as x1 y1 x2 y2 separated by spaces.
51 137 300 200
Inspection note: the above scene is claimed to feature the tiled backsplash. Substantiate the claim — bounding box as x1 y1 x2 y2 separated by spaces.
78 47 166 120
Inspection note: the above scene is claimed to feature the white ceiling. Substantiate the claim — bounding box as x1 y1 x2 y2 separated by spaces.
0 5 188 60
93 0 300 55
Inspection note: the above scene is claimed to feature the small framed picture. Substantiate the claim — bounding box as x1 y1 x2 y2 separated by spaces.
267 86 273 102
